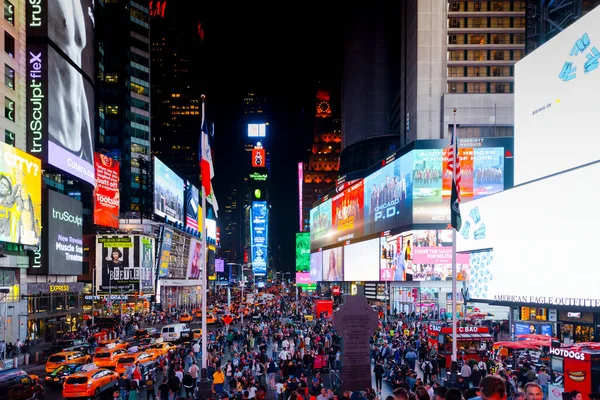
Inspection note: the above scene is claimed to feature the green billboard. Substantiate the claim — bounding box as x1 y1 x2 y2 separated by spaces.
295 232 310 272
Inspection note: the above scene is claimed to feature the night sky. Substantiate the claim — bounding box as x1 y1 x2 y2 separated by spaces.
160 2 342 272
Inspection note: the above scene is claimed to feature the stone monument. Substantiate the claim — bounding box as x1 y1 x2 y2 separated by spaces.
332 294 379 391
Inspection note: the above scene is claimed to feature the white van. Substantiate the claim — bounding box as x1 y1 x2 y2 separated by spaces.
161 323 192 342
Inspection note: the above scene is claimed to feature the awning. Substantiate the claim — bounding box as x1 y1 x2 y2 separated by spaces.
456 333 494 341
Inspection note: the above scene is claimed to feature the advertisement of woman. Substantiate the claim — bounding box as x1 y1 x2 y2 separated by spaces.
187 239 203 279
322 247 343 282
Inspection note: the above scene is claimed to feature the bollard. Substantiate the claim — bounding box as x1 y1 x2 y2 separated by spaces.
35 352 39 363
24 353 29 365
13 357 17 369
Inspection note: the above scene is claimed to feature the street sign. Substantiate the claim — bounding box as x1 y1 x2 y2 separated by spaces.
222 315 233 325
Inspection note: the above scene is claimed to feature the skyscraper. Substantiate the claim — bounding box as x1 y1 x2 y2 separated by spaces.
301 89 341 232
95 0 152 213
222 184 240 263
150 1 205 187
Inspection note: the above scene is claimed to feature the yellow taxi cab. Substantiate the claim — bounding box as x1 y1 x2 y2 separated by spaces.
144 341 177 357
93 347 128 369
62 367 118 398
194 310 202 319
179 313 193 323
206 314 216 324
192 328 202 339
115 351 156 376
46 351 92 373
97 339 128 350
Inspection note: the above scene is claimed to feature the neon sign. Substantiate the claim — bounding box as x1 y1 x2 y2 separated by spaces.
28 50 44 154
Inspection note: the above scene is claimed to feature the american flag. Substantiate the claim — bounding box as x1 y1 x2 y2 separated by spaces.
448 114 462 231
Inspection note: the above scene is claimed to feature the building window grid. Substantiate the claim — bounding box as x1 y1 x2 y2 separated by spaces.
4 64 13 90
4 129 14 146
4 96 14 122
4 0 13 25
4 31 14 58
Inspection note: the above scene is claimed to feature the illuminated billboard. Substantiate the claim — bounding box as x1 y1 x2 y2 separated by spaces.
94 153 120 228
153 157 184 224
458 161 600 307
364 152 413 235
412 138 512 224
26 1 96 185
295 232 310 273
248 123 266 137
309 198 331 250
252 148 266 167
26 44 95 185
187 238 203 279
0 142 42 246
46 190 83 275
185 181 200 231
515 6 600 185
250 201 268 275
95 235 155 294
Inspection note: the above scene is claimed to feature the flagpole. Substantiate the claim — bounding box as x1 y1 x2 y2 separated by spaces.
200 95 208 371
451 109 458 364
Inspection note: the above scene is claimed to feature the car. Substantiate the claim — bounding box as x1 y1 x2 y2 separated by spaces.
134 328 160 339
93 347 128 369
49 339 85 354
161 323 192 342
62 368 118 398
179 313 193 323
0 368 42 400
114 352 156 377
45 363 97 387
46 351 91 373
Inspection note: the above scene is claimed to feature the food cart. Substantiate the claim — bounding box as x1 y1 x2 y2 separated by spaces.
546 343 600 400
428 326 493 368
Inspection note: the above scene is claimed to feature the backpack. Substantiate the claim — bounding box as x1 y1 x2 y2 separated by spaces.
424 362 432 374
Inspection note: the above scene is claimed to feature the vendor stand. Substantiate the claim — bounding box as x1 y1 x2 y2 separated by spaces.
429 326 493 368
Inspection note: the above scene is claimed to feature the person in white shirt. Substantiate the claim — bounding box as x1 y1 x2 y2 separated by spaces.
282 338 289 350
275 379 285 400
279 349 289 361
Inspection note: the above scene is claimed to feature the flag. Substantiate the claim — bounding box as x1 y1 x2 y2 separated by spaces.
206 184 219 218
448 120 462 231
200 100 214 196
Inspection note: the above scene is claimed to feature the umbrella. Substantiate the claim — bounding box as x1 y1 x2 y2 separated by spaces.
517 334 558 340
518 339 552 347
493 341 541 350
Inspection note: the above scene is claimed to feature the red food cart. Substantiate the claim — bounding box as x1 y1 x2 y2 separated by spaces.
547 343 600 400
428 326 493 368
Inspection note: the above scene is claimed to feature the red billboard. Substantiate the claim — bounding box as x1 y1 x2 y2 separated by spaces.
331 179 364 241
252 148 266 167
94 153 120 228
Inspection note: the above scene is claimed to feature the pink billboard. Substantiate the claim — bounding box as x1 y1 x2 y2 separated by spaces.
298 162 303 232
413 247 470 265
296 272 311 284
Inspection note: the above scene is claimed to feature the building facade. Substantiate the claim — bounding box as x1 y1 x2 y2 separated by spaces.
96 0 152 213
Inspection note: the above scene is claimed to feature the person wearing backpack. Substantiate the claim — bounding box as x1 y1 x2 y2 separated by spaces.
421 358 433 385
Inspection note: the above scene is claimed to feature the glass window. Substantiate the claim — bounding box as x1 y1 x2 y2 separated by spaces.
105 74 118 83
513 17 526 28
467 82 487 93
449 18 461 28
492 50 505 60
467 66 485 77
469 34 486 44
449 50 462 61
513 33 526 44
513 50 525 61
4 0 13 25
450 2 460 12
4 64 13 90
513 1 527 11
468 50 486 61
468 17 485 28
4 31 14 58
4 96 14 122
448 34 458 45
106 105 118 115
448 83 465 93
5 129 14 146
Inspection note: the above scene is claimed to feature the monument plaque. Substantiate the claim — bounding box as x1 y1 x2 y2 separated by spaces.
332 294 379 391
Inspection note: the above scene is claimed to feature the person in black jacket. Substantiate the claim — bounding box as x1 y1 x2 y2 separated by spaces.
374 360 385 392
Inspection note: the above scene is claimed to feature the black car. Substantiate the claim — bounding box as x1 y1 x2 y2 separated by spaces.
44 363 87 387
49 339 85 354
0 368 42 400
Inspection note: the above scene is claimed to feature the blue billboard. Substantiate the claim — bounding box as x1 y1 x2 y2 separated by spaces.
251 201 268 275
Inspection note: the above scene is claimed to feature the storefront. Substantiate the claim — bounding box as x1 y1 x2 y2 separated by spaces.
557 311 595 344
26 282 84 342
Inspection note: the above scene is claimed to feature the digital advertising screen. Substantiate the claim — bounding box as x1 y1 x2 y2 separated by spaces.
26 0 95 82
251 201 268 275
46 190 83 275
0 142 42 246
331 180 364 243
295 232 310 273
252 148 266 167
364 153 413 235
154 157 184 224
410 230 469 281
248 123 266 137
157 227 173 278
413 138 512 224
322 246 343 282
310 252 322 283
343 238 380 281
94 153 120 228
380 232 413 281
96 235 151 294
309 198 332 250
459 161 600 307
184 181 200 231
26 43 95 185
187 238 203 279
515 6 600 185
140 236 155 294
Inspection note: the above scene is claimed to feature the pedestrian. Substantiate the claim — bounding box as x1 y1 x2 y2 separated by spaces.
374 360 385 392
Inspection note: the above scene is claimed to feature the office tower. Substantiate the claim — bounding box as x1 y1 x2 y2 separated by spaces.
151 1 204 187
301 89 341 232
95 0 151 213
